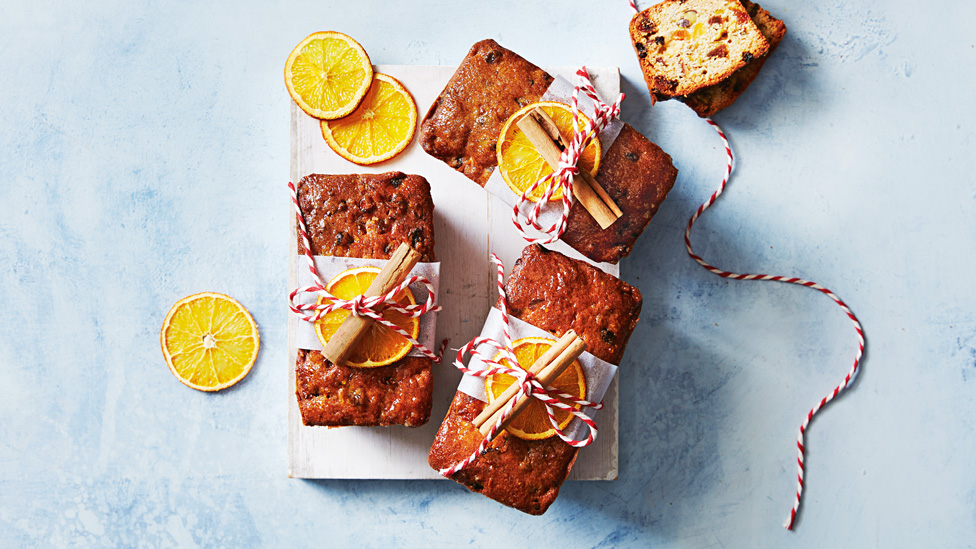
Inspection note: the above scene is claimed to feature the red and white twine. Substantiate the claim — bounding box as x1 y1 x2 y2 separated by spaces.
625 0 864 529
288 181 447 362
511 67 623 245
438 254 603 477
687 120 865 529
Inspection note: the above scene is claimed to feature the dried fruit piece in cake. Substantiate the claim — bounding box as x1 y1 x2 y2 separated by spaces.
629 0 770 98
295 172 435 427
682 0 787 117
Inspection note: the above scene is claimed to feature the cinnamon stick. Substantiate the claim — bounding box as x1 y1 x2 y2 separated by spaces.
515 108 622 229
533 109 625 220
472 330 578 429
476 332 587 437
320 242 421 367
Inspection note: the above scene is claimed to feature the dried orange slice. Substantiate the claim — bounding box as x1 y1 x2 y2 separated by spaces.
320 73 418 165
160 293 260 391
314 266 419 367
496 101 602 202
284 31 373 120
485 336 587 440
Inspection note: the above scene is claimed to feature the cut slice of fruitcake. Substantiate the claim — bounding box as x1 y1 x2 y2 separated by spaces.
629 0 770 98
682 0 787 117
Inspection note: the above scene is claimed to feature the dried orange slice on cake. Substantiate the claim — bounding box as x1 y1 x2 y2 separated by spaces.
496 101 602 202
485 337 587 440
284 31 374 120
314 266 419 367
320 73 418 165
160 293 260 391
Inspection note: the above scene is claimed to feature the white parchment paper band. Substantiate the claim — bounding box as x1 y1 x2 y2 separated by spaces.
295 255 440 356
456 307 617 440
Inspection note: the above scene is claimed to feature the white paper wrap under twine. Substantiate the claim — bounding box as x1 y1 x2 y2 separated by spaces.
293 256 441 355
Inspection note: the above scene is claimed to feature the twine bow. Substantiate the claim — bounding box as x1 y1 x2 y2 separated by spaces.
288 181 446 362
438 254 603 477
512 67 624 244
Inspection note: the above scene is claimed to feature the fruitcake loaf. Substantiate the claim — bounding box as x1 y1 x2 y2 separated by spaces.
682 0 786 117
428 244 642 514
629 0 769 98
420 39 678 264
295 172 435 427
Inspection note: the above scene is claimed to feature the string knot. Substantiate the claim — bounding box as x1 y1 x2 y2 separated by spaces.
348 294 371 317
511 67 624 245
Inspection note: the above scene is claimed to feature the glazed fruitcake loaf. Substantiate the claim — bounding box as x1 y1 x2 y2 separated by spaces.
295 172 435 427
682 0 786 117
420 39 678 264
629 0 769 98
428 244 642 514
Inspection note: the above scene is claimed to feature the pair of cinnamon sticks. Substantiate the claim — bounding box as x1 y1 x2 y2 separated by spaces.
471 330 588 437
515 108 623 229
320 242 420 366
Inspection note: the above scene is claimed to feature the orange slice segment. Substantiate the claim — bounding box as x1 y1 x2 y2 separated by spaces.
314 266 419 368
321 73 417 165
485 336 587 440
285 31 374 120
496 101 602 202
160 293 260 391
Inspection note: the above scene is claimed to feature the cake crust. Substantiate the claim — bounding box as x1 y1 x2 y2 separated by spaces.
428 245 642 514
296 351 432 427
296 172 435 261
503 245 642 365
295 172 435 427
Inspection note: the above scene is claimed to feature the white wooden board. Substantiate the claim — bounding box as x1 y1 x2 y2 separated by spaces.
288 65 620 480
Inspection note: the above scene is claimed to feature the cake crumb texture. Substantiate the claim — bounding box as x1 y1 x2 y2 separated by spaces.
682 0 787 117
629 0 770 98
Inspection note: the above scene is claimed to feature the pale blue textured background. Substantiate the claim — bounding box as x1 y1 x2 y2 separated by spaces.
2 0 975 547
